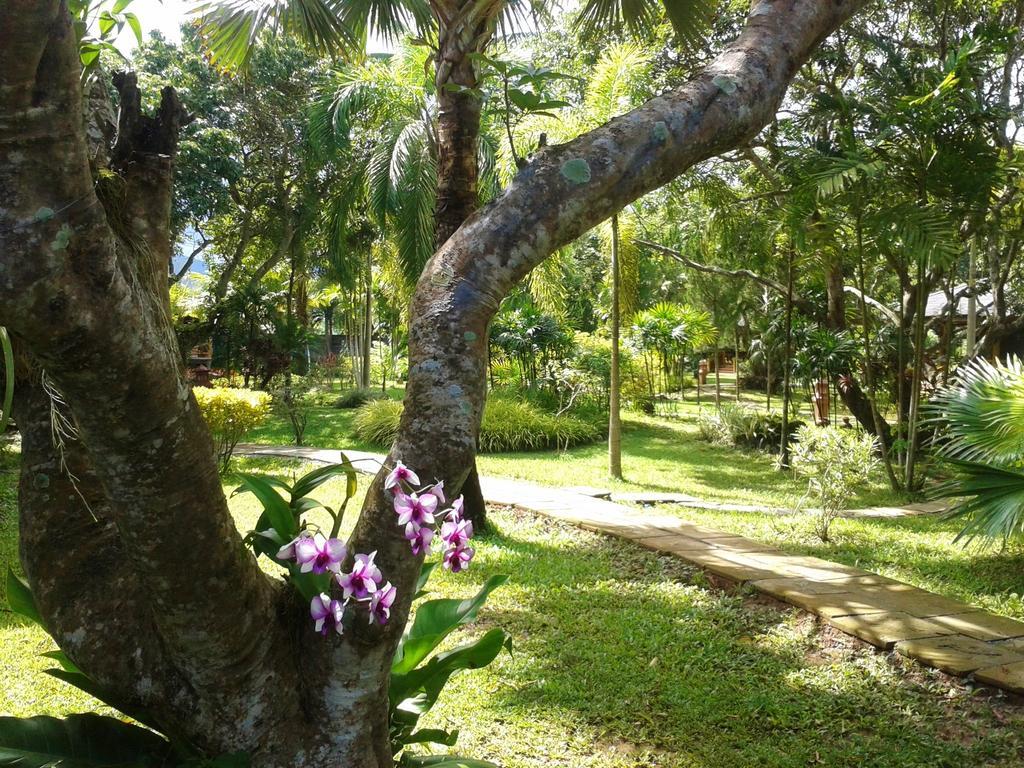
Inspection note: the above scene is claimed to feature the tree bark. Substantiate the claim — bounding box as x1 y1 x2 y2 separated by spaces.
0 0 868 762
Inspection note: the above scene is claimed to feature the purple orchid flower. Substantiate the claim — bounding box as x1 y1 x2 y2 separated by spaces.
443 544 475 573
425 480 445 505
405 522 434 555
440 517 474 549
310 593 345 636
447 495 464 521
384 461 420 492
276 531 311 561
289 532 347 575
368 582 397 625
394 492 438 528
337 551 382 600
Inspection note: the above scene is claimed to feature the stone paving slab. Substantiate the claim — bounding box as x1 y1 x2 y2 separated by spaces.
827 612 955 650
237 442 1024 696
896 635 1024 675
975 661 1024 694
924 612 1024 641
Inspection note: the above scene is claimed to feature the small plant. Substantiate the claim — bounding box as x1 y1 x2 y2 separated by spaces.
270 379 317 446
193 387 271 472
695 408 730 445
790 424 878 542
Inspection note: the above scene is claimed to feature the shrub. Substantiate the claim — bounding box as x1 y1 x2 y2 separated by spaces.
270 380 318 447
791 424 878 542
194 387 271 472
353 396 603 453
334 387 388 409
353 398 404 446
698 405 804 451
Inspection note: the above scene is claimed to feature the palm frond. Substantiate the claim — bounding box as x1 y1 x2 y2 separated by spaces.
933 459 1024 546
928 356 1024 465
575 0 715 52
194 0 361 69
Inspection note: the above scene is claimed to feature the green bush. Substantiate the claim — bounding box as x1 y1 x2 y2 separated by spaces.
194 386 271 471
697 404 804 451
352 398 404 446
353 396 603 453
334 387 388 409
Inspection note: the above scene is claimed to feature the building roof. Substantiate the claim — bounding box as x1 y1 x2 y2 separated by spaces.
925 285 996 318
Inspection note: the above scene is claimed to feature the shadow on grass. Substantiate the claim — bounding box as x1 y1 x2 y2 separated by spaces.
451 511 1024 768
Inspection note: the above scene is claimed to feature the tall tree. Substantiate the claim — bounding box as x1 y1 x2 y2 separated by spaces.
0 0 868 763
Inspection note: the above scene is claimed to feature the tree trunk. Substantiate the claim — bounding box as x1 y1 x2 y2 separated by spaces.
609 214 623 480
361 262 373 389
0 0 868 761
779 246 796 468
433 12 491 529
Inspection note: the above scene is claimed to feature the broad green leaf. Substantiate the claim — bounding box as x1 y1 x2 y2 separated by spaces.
391 629 510 712
401 728 459 747
123 12 143 45
43 670 163 733
6 568 42 626
39 651 80 674
413 562 438 599
401 755 500 767
0 714 171 767
233 474 297 540
290 459 357 504
392 575 507 675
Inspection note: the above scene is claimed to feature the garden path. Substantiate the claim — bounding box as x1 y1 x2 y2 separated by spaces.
239 443 1024 695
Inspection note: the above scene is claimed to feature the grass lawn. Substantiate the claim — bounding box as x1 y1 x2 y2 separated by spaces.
2 455 1024 766
249 387 902 510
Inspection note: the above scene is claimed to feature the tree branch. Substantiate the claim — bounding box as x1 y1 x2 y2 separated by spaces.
349 0 872 640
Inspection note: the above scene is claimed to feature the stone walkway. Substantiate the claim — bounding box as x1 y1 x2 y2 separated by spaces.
238 443 1024 695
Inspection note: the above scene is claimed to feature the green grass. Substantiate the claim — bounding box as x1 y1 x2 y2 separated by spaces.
657 504 1024 621
3 456 1024 766
251 388 900 510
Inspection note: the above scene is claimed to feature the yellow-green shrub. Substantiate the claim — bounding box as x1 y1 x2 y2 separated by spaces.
194 387 271 472
353 396 603 453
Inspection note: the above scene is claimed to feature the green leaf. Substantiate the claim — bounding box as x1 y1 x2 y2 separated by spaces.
43 670 163 734
290 459 357 505
6 568 42 626
392 629 510 716
392 575 508 676
39 651 80 674
401 755 500 767
402 728 459 747
0 714 172 767
123 12 143 45
233 474 297 540
413 562 438 599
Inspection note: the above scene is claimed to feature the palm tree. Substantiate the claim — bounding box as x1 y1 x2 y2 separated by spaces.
929 356 1024 544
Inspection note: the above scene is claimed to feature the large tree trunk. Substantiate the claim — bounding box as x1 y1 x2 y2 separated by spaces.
433 11 491 530
0 0 867 763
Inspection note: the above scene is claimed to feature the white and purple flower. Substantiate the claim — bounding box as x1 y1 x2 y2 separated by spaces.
425 481 445 505
443 544 475 573
405 522 434 555
440 517 474 550
384 461 420 492
368 582 397 625
279 533 346 575
394 492 438 529
310 593 345 636
337 551 382 600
